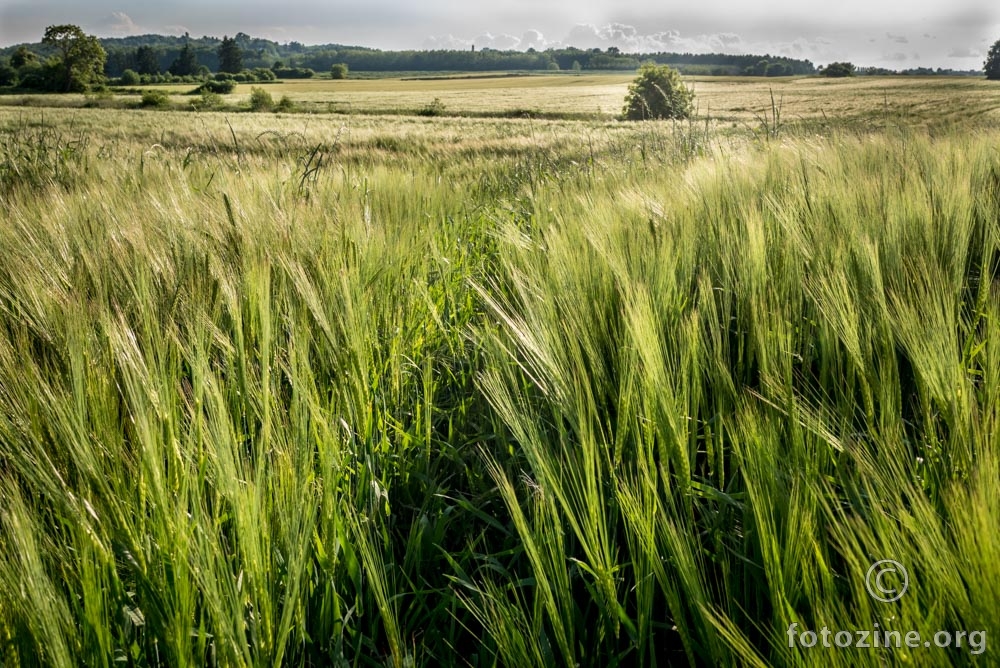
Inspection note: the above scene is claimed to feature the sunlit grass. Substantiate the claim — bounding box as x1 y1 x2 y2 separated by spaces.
0 97 998 667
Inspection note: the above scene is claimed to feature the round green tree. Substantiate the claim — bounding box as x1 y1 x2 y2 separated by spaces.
330 63 348 79
622 63 694 121
986 39 1000 80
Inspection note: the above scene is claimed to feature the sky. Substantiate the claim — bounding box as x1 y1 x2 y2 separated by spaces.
1 0 997 70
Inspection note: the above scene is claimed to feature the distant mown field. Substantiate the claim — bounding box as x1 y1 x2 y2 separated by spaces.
0 76 999 667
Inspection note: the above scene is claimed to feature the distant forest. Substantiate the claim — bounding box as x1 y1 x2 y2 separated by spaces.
0 32 983 81
1 32 819 78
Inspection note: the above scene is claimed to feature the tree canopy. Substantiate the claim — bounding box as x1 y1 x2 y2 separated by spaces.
986 39 1000 80
41 24 106 91
217 36 243 74
622 63 694 121
169 43 199 76
819 62 856 77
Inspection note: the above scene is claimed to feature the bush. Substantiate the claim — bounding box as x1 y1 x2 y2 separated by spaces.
191 79 235 95
330 63 348 79
190 90 223 110
140 89 170 108
272 67 315 79
248 86 273 111
251 67 277 81
819 62 856 77
622 63 694 121
275 95 295 112
418 97 446 117
118 69 140 86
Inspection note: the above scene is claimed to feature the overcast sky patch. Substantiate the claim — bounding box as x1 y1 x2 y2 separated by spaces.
0 0 996 69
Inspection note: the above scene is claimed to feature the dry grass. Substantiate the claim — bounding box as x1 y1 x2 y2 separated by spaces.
7 74 1000 126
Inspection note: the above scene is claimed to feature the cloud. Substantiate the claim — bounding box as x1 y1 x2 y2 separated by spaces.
424 30 534 51
100 11 141 35
422 34 471 50
562 23 749 54
473 32 521 50
520 29 545 50
947 46 983 58
424 22 840 64
884 52 908 61
886 32 908 44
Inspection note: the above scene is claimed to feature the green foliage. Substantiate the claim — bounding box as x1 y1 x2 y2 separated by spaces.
248 86 273 111
139 89 169 107
418 97 446 116
189 89 223 110
41 24 107 92
191 79 235 95
2 91 1000 668
168 42 198 76
820 61 856 77
274 95 295 112
10 46 37 69
118 68 140 86
272 66 315 79
0 62 17 87
3 34 821 77
330 62 348 79
986 39 1000 80
134 45 160 75
218 35 244 74
622 63 694 120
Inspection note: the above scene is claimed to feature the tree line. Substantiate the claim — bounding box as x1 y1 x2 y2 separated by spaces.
1 28 819 87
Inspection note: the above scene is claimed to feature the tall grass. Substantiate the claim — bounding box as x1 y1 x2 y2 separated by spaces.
0 109 997 666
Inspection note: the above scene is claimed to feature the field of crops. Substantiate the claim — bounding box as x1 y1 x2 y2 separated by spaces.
5 73 1000 124
1 76 999 667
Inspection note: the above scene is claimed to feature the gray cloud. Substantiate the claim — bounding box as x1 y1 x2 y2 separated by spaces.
101 11 141 35
520 29 545 50
947 46 983 58
1 0 996 70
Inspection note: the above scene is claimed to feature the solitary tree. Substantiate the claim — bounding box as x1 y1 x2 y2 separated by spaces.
330 63 348 79
119 68 140 86
218 36 243 74
986 39 1000 80
41 24 106 91
622 63 694 120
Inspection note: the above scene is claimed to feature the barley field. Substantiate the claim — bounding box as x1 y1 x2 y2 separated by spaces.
0 76 999 667
6 73 1000 123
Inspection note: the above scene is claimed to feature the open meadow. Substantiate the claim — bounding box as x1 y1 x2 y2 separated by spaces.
1 75 999 667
